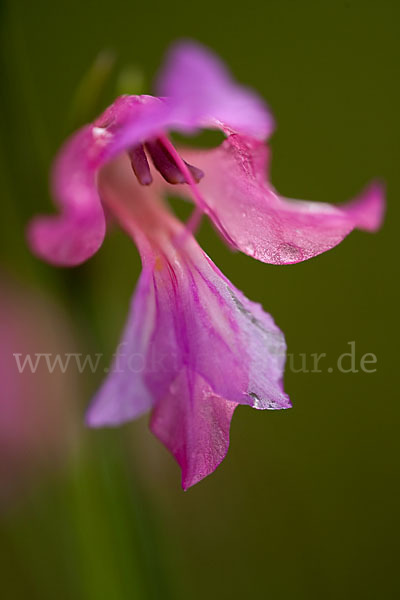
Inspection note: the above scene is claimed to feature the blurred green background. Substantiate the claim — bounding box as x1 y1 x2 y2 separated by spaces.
1 0 399 598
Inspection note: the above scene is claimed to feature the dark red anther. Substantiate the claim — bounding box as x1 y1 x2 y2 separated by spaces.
128 144 153 185
145 138 204 185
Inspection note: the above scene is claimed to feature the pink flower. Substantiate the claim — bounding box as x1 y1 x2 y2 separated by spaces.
28 41 384 488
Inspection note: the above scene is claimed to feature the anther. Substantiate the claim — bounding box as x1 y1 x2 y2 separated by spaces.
128 144 153 185
145 138 204 185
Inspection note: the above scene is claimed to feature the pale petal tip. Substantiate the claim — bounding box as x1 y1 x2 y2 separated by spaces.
85 394 149 429
85 408 101 428
27 215 106 267
27 219 72 267
344 179 386 233
85 400 109 428
84 402 127 429
157 39 274 140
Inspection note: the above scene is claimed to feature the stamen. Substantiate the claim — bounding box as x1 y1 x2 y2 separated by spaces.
128 144 153 185
159 134 238 249
158 135 207 211
185 162 204 183
146 139 204 185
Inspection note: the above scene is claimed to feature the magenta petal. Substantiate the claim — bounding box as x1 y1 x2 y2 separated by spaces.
340 180 386 232
178 135 386 264
86 269 155 426
156 40 274 139
142 242 290 412
27 97 174 266
28 44 274 267
150 370 238 490
27 211 105 266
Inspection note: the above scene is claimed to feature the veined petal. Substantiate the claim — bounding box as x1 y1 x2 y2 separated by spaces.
27 73 270 266
85 268 155 427
27 97 173 266
177 135 386 265
143 238 289 412
150 371 238 490
86 155 290 487
156 40 274 140
28 43 384 268
28 43 275 267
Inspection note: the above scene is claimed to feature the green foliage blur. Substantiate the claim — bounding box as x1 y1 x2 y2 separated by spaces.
0 0 398 598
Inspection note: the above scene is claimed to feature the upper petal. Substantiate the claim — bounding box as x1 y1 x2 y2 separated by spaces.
28 43 274 266
28 127 107 266
27 96 175 266
177 135 386 265
156 40 274 140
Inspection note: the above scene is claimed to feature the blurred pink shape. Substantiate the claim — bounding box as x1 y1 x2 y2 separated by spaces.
0 275 80 507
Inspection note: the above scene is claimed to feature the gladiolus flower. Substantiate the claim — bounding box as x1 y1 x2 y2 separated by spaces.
85 157 289 489
28 41 384 488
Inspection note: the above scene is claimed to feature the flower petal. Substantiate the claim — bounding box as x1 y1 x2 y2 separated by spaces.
28 43 275 266
28 211 106 267
85 268 155 427
150 370 238 490
156 40 274 139
142 245 290 411
177 135 386 264
27 97 174 266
